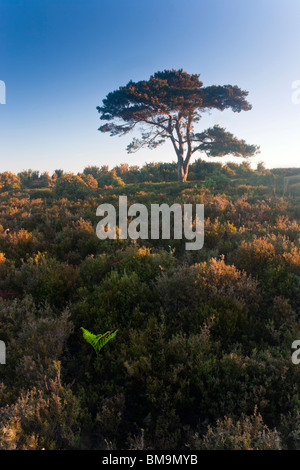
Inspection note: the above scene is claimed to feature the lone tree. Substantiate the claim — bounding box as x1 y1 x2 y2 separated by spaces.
97 69 259 182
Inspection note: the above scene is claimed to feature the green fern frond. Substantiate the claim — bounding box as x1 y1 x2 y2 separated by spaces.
81 327 118 355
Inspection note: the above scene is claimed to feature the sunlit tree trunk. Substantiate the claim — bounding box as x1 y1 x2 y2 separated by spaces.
176 116 192 182
178 159 188 182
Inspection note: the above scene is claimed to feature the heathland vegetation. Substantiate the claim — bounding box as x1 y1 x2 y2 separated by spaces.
0 159 299 449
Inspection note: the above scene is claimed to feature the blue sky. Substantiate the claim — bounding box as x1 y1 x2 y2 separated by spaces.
1 0 300 174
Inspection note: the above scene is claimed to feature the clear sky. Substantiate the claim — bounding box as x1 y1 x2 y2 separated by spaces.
1 0 300 174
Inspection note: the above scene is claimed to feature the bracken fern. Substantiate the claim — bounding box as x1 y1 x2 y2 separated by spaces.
81 327 118 355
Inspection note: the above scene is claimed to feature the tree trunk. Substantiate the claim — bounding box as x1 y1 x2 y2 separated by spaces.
178 158 189 182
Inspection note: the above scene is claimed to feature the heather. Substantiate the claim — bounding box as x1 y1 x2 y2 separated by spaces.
0 159 299 450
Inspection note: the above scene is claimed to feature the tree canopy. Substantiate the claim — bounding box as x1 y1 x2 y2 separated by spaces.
97 69 259 182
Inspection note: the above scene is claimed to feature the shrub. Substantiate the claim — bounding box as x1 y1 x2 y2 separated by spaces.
236 237 276 274
0 363 81 450
189 408 281 450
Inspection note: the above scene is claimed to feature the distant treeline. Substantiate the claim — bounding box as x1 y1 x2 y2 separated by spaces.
0 159 300 197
